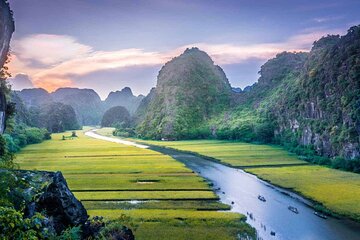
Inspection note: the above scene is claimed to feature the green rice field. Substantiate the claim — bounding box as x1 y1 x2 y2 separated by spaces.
134 138 307 167
16 130 255 239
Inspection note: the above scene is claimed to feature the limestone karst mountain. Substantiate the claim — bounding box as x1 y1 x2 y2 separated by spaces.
137 47 232 139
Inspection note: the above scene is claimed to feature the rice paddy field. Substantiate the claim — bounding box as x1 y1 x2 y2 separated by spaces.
125 134 360 222
135 138 307 167
16 130 255 240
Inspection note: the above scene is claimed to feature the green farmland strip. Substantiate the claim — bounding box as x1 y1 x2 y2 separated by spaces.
16 130 254 239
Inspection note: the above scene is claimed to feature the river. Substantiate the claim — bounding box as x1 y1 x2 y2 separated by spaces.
150 146 360 240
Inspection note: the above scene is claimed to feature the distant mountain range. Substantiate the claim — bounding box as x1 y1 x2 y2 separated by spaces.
14 87 144 125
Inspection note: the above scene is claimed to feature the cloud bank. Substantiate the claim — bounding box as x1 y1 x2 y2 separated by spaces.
8 29 342 92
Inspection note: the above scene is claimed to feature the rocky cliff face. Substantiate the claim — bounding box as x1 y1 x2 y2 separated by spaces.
225 26 360 160
104 87 144 115
274 26 360 159
0 0 14 134
0 0 14 69
133 87 156 125
137 48 232 139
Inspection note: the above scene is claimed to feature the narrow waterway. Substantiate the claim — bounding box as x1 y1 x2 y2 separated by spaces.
150 146 360 240
86 131 360 240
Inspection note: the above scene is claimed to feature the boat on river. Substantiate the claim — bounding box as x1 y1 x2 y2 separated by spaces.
258 195 266 202
288 206 299 214
314 211 328 219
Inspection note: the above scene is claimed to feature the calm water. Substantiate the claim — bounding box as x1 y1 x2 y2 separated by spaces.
151 146 360 240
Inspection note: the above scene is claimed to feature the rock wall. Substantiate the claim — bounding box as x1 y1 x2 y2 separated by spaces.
0 0 14 134
0 0 14 68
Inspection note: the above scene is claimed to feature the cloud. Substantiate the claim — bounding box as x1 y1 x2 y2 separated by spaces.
12 34 92 65
313 16 344 23
8 28 342 92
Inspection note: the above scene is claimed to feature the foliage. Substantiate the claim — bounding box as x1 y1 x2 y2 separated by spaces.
4 123 50 153
39 102 80 133
0 207 50 240
101 106 130 128
56 226 82 240
11 93 80 133
0 134 15 168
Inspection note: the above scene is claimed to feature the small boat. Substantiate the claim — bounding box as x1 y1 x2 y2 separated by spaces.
270 231 276 236
288 206 299 214
313 211 328 219
258 195 266 202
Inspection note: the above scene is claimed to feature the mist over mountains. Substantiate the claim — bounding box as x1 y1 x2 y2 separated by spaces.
14 86 144 125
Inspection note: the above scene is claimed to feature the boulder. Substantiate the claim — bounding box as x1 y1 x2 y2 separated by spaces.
1 170 88 234
34 171 88 234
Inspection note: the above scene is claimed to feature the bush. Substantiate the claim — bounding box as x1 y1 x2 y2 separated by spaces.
25 128 47 144
57 226 82 240
0 135 15 168
0 207 50 239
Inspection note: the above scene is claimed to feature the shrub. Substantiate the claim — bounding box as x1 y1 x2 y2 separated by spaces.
0 207 50 239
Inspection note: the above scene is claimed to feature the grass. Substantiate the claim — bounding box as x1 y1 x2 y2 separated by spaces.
83 200 231 210
95 210 254 240
75 190 216 201
16 130 255 239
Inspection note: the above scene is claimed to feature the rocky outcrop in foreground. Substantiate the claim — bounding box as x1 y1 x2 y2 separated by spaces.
1 169 135 239
4 170 88 234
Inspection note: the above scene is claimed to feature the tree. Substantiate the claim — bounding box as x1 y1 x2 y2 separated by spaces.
101 106 131 128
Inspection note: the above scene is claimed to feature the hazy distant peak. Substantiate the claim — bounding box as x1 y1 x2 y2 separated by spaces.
8 73 34 90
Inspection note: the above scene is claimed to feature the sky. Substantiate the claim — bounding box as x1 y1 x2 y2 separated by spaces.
7 0 360 99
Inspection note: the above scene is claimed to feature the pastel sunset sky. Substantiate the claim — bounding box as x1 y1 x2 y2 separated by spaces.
8 0 360 98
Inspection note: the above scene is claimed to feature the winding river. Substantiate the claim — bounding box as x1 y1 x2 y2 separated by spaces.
87 131 360 240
